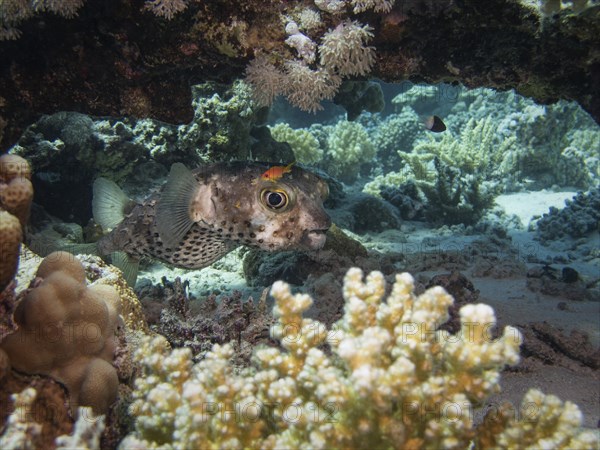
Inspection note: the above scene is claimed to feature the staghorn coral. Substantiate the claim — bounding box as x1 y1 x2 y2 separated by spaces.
412 117 515 178
417 158 497 226
119 268 591 448
1 251 121 415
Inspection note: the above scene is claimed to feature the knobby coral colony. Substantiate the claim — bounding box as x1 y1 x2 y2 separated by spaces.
122 269 596 449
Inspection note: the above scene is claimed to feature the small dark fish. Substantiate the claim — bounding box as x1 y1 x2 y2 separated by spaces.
92 162 331 285
424 115 447 133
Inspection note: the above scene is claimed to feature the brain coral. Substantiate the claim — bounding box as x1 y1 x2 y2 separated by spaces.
1 251 121 415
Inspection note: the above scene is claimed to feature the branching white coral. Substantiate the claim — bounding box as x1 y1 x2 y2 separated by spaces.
351 0 396 13
0 388 42 449
32 0 84 17
320 20 376 77
285 21 317 64
244 55 287 107
283 61 342 113
120 268 592 449
143 0 188 19
314 0 347 14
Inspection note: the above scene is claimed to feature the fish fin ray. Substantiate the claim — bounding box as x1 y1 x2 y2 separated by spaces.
62 242 99 256
156 163 198 249
93 178 132 232
111 251 139 287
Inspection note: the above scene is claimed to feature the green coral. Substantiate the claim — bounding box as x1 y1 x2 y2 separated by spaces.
119 267 596 449
325 120 376 182
418 158 497 226
363 170 412 197
269 123 323 164
412 117 515 177
176 81 266 161
373 107 422 170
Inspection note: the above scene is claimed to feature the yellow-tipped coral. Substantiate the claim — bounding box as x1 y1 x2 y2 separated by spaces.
121 268 594 449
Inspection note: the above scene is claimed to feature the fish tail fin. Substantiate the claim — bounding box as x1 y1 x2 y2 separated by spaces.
285 161 296 171
156 163 201 249
111 251 140 287
92 178 132 232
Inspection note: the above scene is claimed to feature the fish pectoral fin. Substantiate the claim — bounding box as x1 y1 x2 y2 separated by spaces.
92 178 134 232
156 163 202 249
111 251 140 287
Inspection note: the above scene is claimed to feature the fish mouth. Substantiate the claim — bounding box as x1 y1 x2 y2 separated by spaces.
302 228 329 250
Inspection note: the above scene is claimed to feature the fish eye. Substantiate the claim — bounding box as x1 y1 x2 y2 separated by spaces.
261 189 289 210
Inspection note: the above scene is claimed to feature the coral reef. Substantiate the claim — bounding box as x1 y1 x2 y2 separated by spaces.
121 267 595 448
324 120 376 182
55 407 106 449
0 375 72 450
1 0 599 151
535 187 600 242
175 81 266 161
333 80 385 121
1 251 121 415
329 191 401 233
412 117 515 178
371 107 421 169
520 321 600 370
475 388 596 449
0 388 43 449
418 158 497 226
141 276 274 364
525 264 598 301
269 123 322 164
12 82 266 223
242 224 370 288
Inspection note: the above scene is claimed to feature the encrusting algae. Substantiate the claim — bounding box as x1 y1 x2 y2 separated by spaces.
121 268 597 449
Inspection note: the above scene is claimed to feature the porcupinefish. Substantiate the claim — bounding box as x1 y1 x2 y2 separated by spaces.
92 161 331 285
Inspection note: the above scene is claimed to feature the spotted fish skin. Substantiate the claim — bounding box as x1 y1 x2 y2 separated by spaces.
96 161 331 270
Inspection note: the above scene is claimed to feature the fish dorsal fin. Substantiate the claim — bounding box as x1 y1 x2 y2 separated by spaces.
111 251 139 287
156 163 200 249
92 178 132 232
